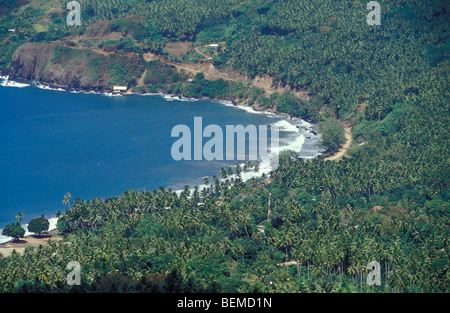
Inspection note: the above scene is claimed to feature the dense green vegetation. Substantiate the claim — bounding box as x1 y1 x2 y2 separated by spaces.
0 0 448 293
27 216 50 236
1 222 25 242
319 117 346 153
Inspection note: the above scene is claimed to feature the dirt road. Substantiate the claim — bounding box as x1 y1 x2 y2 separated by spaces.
324 126 353 161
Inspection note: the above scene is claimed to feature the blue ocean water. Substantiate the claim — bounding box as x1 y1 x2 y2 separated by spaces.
0 82 322 238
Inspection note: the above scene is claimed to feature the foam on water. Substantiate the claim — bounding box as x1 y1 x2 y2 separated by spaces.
0 82 323 236
33 82 65 92
219 101 277 118
0 76 30 88
275 119 300 133
103 92 123 97
175 109 314 193
163 94 199 102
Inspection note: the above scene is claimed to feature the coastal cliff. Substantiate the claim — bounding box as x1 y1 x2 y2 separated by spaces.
7 43 56 82
4 41 309 114
4 41 317 122
6 42 136 92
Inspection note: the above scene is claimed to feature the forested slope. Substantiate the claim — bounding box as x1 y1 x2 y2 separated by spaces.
0 0 448 293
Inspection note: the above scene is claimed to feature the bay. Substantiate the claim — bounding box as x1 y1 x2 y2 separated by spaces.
0 82 322 241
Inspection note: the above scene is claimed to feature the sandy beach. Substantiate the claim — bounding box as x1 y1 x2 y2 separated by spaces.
0 230 62 257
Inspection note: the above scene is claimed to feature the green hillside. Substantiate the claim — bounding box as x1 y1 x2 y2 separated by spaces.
0 0 448 293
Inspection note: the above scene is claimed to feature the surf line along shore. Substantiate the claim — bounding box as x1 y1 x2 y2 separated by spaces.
0 74 321 144
0 75 322 195
0 77 322 247
0 76 323 166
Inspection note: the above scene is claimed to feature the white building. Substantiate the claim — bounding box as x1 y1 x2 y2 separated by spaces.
113 86 127 93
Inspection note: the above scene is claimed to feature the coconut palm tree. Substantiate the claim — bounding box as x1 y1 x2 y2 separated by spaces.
63 192 72 210
220 167 228 179
16 212 24 222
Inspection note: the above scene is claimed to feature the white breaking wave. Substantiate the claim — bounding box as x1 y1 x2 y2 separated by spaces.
219 100 277 118
275 119 300 133
103 92 122 97
0 76 30 88
162 94 198 102
172 120 307 195
206 100 315 183
140 92 165 97
33 82 65 92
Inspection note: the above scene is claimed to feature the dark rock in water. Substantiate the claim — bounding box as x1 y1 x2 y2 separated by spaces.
310 130 318 135
306 136 311 139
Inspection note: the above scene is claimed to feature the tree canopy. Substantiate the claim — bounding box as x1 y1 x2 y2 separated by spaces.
2 222 25 242
0 0 447 294
27 217 50 236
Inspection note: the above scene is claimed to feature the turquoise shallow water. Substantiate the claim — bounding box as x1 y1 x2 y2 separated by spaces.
0 82 322 239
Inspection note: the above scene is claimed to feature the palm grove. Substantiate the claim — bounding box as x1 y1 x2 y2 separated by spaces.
0 0 448 292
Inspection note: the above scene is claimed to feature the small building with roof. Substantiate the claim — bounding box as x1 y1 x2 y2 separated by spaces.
113 86 127 93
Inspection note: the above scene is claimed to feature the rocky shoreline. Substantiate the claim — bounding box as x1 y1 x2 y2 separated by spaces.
1 70 284 114
1 72 322 143
1 70 318 126
1 41 311 122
